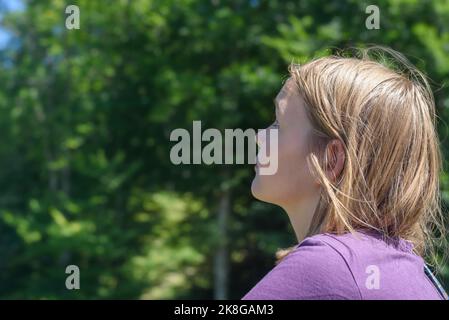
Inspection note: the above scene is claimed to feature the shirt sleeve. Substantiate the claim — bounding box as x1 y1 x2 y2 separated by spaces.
241 236 361 300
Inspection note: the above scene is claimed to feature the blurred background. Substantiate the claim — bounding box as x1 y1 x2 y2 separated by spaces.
0 0 448 299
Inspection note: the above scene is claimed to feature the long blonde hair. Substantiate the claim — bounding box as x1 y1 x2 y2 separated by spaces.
276 47 446 270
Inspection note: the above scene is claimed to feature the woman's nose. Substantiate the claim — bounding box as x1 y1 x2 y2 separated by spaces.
256 128 267 147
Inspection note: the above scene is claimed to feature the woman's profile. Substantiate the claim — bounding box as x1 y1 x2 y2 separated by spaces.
243 46 448 300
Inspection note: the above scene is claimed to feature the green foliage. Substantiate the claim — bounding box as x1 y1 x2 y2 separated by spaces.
0 0 448 298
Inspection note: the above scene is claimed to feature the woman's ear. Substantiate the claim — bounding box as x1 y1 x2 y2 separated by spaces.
325 139 345 183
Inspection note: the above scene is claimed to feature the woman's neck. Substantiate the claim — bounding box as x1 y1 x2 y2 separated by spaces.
282 191 321 243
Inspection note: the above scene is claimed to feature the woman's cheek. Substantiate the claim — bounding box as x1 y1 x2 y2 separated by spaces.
280 135 310 181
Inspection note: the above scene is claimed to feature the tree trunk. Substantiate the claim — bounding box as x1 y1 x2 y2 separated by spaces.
213 189 230 299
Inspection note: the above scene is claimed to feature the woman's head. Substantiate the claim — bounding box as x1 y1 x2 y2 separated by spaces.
252 46 445 263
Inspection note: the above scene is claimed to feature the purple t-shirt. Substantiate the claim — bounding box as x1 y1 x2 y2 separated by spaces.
242 231 443 300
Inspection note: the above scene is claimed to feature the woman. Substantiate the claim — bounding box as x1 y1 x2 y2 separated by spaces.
243 47 448 300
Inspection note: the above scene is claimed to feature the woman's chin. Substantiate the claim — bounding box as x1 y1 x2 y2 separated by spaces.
250 176 261 199
251 175 269 201
251 176 284 206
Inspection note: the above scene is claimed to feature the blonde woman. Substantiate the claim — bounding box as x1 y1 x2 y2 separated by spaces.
243 47 448 300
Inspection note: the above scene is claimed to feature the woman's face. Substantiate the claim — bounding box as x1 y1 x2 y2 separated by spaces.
251 78 320 208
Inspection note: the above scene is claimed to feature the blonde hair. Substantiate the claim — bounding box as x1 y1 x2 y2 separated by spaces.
276 47 447 271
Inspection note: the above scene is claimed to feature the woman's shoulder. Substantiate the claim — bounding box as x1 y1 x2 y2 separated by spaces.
290 230 420 283
242 233 362 300
243 231 438 300
296 229 415 255
289 231 435 300
297 230 417 262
